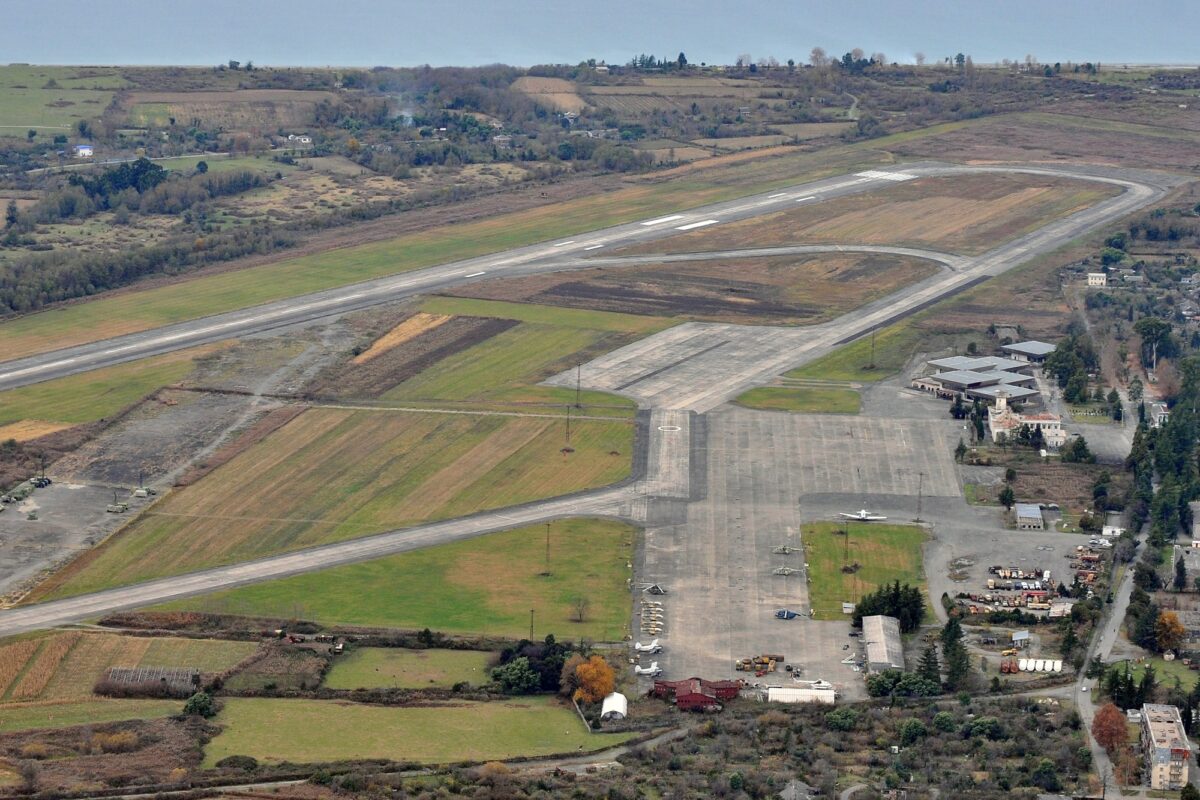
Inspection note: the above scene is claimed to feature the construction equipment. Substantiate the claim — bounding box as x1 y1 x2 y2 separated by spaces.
735 654 786 673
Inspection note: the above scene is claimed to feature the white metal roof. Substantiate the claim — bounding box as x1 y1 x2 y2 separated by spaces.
1002 340 1057 357
600 692 628 719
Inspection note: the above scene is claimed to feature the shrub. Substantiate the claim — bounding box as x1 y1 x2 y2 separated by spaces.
215 755 259 771
92 731 139 753
183 691 217 718
18 743 49 759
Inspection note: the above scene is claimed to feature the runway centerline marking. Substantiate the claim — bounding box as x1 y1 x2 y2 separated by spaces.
795 196 816 203
583 244 603 251
767 193 788 199
553 240 576 247
640 214 685 226
675 219 719 231
464 271 487 277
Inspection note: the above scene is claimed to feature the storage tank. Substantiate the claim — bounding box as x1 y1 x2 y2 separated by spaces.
1053 660 1063 673
1019 659 1030 672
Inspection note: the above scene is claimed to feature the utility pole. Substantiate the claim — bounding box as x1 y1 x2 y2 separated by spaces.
544 521 551 575
529 609 535 641
844 521 850 564
575 362 582 409
914 472 925 523
565 404 572 444
869 329 877 369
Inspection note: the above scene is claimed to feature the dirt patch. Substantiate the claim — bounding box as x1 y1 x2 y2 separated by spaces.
307 316 519 399
224 643 329 693
0 717 206 794
352 312 453 364
511 77 587 112
0 424 101 492
0 420 73 443
174 405 307 488
442 253 941 325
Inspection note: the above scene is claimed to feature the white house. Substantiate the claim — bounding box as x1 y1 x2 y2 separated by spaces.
1087 272 1107 287
72 144 94 158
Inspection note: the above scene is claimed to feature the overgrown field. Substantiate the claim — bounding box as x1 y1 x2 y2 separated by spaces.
155 518 635 640
0 144 892 359
0 65 127 134
733 386 861 414
442 253 940 325
203 696 630 766
803 521 928 619
38 409 633 598
618 173 1120 258
323 648 493 690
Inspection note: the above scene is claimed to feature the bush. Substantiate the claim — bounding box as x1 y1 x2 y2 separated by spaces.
92 731 139 753
215 755 259 771
18 743 49 759
183 691 217 718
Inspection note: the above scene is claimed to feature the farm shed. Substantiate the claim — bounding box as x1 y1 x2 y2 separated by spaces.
862 615 905 674
766 686 836 705
1015 504 1044 530
600 692 627 720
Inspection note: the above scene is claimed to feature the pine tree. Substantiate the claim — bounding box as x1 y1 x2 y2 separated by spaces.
1137 664 1158 706
1060 622 1078 659
1176 556 1188 592
918 643 941 684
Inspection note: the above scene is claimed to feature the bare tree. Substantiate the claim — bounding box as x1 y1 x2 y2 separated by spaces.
851 48 865 61
871 52 888 67
809 47 827 67
736 53 752 68
573 595 590 623
914 52 926 66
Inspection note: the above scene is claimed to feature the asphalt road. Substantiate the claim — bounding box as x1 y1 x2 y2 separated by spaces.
0 161 1180 637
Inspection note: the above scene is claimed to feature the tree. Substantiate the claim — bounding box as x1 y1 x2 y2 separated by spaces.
1181 784 1200 800
898 718 926 746
492 656 540 694
809 47 827 67
676 52 687 69
572 595 590 623
954 438 968 462
1157 610 1187 652
932 710 955 731
183 691 217 718
1004 467 1017 483
1134 316 1174 368
1091 702 1128 754
917 642 941 684
4 200 16 228
1176 556 1188 592
573 655 615 704
196 160 208 174
1060 622 1079 659
26 129 36 141
941 618 970 690
1030 758 1061 791
914 52 926 66
558 653 586 697
998 485 1015 509
1062 436 1095 463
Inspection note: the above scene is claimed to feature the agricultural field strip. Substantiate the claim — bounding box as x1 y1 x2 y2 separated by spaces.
309 402 631 422
0 162 1177 636
0 160 1134 393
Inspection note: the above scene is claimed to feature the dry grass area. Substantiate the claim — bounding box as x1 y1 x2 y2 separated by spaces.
350 312 452 364
0 420 73 442
618 173 1120 257
122 89 339 129
888 111 1200 171
771 122 853 139
511 76 587 112
445 252 940 324
40 406 633 597
692 134 791 150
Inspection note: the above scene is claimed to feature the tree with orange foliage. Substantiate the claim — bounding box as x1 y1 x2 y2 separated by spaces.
573 655 615 704
1091 702 1128 755
1156 610 1187 653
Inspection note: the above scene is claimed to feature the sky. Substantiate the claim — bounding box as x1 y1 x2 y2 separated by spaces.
1 0 1197 68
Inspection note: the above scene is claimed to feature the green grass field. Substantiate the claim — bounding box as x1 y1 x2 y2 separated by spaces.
734 386 861 414
803 521 929 619
787 326 924 383
156 518 635 640
0 699 178 733
0 345 215 429
324 648 494 690
203 696 630 766
0 65 126 135
0 145 891 359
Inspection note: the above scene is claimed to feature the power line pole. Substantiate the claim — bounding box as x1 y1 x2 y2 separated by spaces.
915 472 925 523
565 404 572 444
544 521 551 575
575 362 582 409
869 329 877 369
529 609 535 641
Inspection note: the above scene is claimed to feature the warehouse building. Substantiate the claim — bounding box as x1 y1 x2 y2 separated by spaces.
765 685 836 705
1001 340 1057 363
1141 703 1192 790
862 615 905 674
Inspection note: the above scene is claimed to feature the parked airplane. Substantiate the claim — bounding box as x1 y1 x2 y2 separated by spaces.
634 661 661 676
635 639 663 653
838 509 887 521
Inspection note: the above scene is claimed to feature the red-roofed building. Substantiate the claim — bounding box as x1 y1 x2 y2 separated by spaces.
652 677 742 711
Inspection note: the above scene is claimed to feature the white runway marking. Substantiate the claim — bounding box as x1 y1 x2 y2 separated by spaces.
553 240 576 247
675 219 719 231
856 170 917 182
640 214 685 226
795 196 816 203
465 271 487 277
584 244 603 251
767 193 788 199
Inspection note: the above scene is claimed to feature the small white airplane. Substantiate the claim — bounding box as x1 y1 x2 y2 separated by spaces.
839 509 888 521
635 639 662 653
634 661 662 677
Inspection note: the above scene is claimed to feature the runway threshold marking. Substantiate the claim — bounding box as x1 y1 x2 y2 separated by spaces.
675 219 719 231
640 214 685 226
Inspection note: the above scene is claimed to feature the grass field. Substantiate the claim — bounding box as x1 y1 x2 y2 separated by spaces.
733 386 861 414
0 344 219 429
787 325 925 382
803 521 928 619
323 648 493 690
156 518 635 640
0 144 892 360
39 409 634 598
0 699 179 733
619 173 1119 258
203 696 629 766
0 65 126 135
0 631 255 706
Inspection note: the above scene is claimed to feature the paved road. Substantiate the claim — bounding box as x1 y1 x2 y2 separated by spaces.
0 162 1177 394
0 161 1180 637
